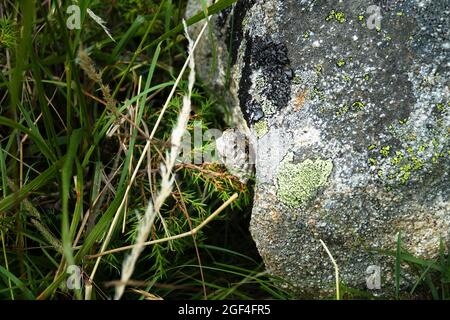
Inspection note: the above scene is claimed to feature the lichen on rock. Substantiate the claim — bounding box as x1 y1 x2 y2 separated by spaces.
253 120 269 138
187 0 450 297
277 154 333 207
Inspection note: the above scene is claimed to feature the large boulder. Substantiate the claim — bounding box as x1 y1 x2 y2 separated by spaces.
188 0 450 296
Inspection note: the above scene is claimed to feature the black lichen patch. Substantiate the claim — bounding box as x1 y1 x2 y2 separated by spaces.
238 34 293 125
238 33 262 124
252 37 293 109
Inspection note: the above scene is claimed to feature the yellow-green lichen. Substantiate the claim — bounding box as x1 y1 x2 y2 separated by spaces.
253 120 269 138
343 75 352 82
326 10 346 23
315 64 323 74
277 154 333 207
368 137 448 187
292 75 303 85
351 100 365 112
336 59 346 68
312 86 326 101
336 103 349 117
335 100 365 117
436 103 448 114
380 146 391 157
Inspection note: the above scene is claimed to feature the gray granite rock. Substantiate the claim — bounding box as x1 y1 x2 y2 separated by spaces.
188 0 450 296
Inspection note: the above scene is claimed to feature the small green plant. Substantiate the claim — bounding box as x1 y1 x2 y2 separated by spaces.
0 17 16 48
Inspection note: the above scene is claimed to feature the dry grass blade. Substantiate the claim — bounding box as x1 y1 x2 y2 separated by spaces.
114 19 200 300
319 239 340 300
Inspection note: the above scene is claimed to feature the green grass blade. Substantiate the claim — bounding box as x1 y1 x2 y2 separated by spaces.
0 265 34 300
61 128 84 273
9 0 36 119
0 159 62 213
395 231 402 299
0 116 57 163
112 15 146 57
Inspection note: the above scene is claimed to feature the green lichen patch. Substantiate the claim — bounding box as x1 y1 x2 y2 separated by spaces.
336 59 346 68
368 138 448 187
315 64 324 75
253 120 269 138
311 86 326 101
336 104 349 117
351 100 365 112
335 100 366 117
277 154 333 207
380 145 391 158
436 102 448 115
326 9 346 23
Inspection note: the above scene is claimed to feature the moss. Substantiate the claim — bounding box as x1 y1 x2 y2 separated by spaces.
253 120 269 138
336 100 366 116
277 154 333 207
0 18 17 48
391 151 404 165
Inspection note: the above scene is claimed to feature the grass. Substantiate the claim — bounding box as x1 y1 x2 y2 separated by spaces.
0 0 292 300
0 0 449 301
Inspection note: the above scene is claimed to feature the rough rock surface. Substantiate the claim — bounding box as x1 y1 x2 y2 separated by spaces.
187 0 450 296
